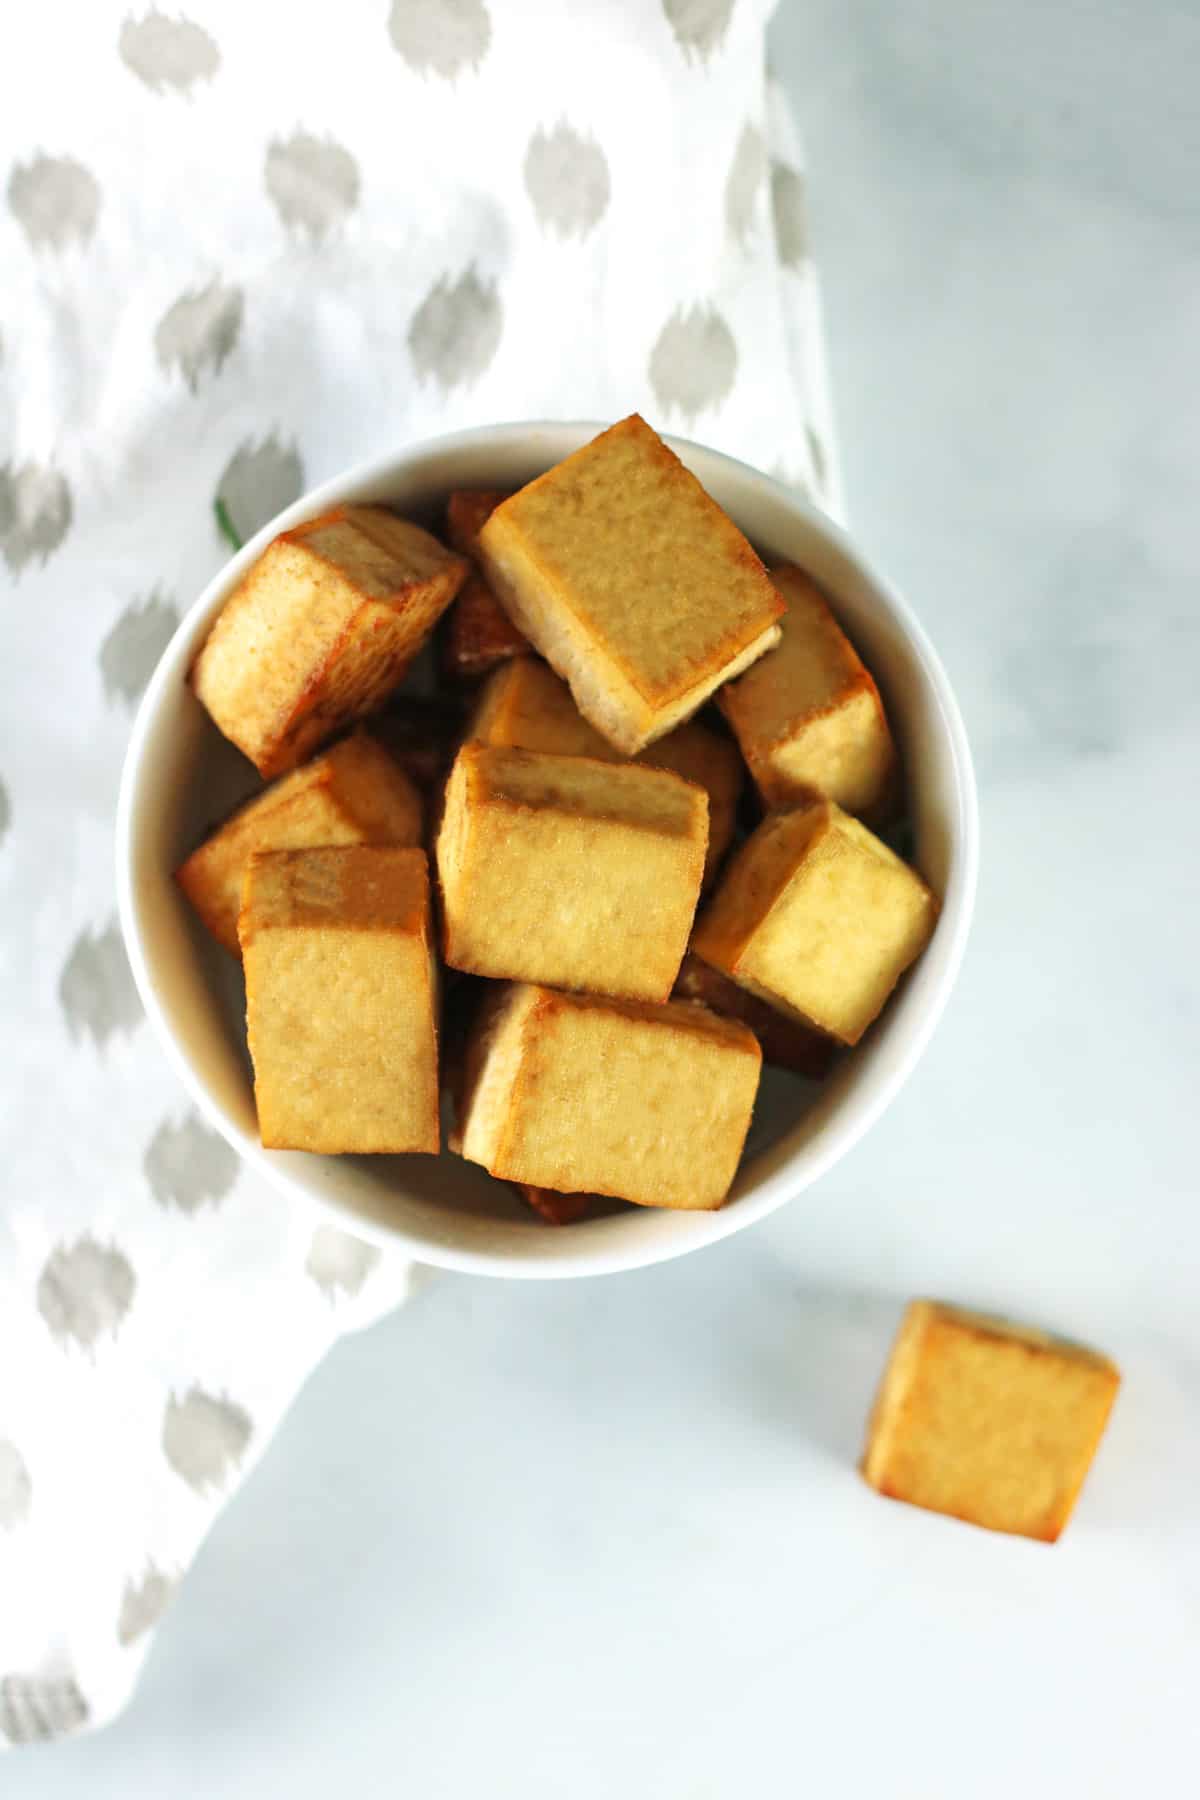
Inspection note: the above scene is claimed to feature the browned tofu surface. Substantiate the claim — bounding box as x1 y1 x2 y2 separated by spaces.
514 1184 593 1226
240 845 439 1154
436 742 708 1001
191 505 467 776
439 571 528 682
672 952 835 1080
468 658 740 883
445 488 511 561
692 801 938 1045
477 415 784 753
644 719 741 887
177 731 422 954
469 656 613 760
459 984 762 1210
718 564 897 821
862 1301 1121 1542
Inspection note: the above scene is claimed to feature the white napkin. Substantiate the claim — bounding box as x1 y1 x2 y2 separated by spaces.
0 0 836 1742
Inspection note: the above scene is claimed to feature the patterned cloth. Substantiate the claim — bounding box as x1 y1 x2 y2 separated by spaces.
0 0 835 1742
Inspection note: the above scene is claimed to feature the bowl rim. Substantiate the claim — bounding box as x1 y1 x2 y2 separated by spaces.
115 420 979 1279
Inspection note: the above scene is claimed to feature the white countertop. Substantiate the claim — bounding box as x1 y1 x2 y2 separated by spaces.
16 3 1200 1793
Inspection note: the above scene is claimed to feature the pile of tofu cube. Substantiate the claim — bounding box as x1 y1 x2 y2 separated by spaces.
179 416 938 1218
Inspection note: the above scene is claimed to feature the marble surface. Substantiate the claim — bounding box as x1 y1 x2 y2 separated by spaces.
15 2 1200 1792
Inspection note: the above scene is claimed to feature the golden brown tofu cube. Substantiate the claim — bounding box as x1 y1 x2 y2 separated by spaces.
692 801 938 1046
477 415 784 755
459 984 761 1210
191 505 468 777
672 953 835 1081
862 1301 1121 1542
436 742 707 1001
240 845 439 1154
444 488 511 562
176 731 422 955
439 571 529 682
468 657 740 883
718 564 898 821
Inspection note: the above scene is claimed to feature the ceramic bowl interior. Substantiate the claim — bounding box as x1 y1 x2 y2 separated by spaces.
116 423 977 1277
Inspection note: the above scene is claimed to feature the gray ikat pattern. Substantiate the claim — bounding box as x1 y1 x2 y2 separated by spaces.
0 0 835 1744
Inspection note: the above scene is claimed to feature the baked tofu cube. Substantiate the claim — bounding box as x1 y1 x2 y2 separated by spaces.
445 488 511 562
439 571 528 682
240 845 439 1154
692 801 938 1045
862 1301 1121 1542
672 953 835 1081
718 564 898 822
459 984 761 1210
436 742 707 1001
176 731 422 955
477 415 784 754
469 658 740 883
192 505 467 777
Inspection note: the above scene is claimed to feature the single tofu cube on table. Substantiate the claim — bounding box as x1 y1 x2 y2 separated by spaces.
240 845 439 1154
458 984 762 1211
176 730 422 955
436 742 708 1001
191 505 467 777
692 800 938 1045
672 952 835 1081
718 564 898 823
477 414 784 755
862 1300 1121 1542
468 657 741 883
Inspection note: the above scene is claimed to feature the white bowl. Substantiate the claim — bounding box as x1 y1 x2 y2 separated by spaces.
116 423 978 1278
